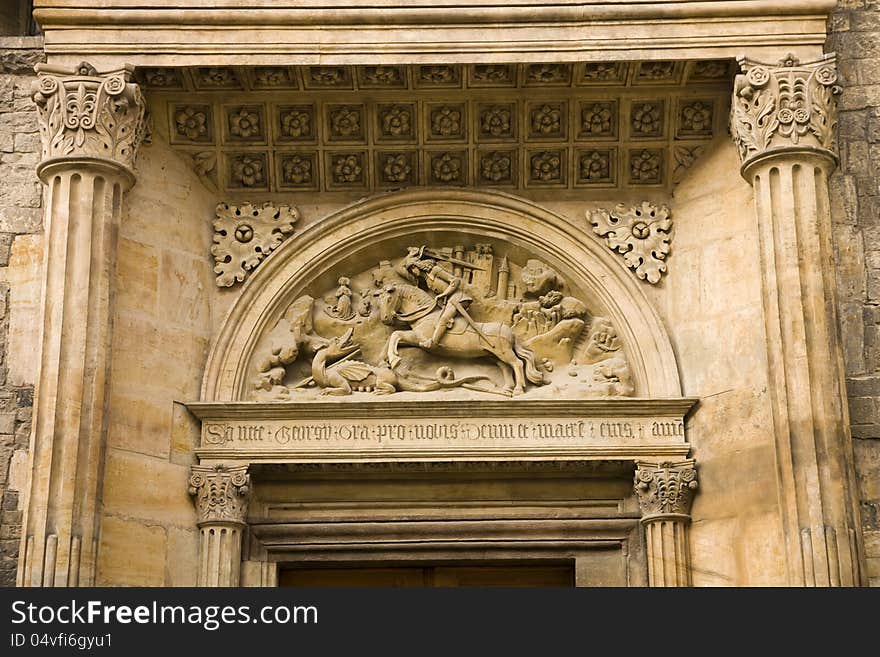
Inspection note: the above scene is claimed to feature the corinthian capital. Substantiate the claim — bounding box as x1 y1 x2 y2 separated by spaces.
188 464 251 526
634 460 698 519
730 53 840 170
31 61 146 182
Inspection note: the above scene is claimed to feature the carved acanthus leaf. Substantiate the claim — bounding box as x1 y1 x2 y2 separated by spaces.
634 460 698 518
31 61 146 173
188 464 250 525
730 53 840 165
588 202 672 284
211 202 300 287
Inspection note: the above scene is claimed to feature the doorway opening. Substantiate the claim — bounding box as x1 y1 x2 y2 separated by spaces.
279 560 575 587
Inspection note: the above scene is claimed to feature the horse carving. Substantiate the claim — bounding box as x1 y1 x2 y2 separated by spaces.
377 282 546 395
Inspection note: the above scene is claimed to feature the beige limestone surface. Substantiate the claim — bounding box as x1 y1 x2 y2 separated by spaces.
3 0 876 588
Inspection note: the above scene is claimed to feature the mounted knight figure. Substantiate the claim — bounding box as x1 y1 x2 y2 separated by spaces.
396 246 481 350
377 245 546 395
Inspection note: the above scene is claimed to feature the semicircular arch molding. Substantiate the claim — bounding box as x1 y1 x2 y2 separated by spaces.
201 189 681 401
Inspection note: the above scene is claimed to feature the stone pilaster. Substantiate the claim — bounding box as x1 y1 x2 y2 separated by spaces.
18 62 145 587
731 54 864 586
188 465 251 587
634 460 698 587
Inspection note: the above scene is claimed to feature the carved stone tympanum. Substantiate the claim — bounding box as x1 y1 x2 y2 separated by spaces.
249 242 634 400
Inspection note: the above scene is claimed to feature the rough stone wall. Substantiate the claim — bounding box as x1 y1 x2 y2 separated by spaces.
0 37 42 587
827 0 880 586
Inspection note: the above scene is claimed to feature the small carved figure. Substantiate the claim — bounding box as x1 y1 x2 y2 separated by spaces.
332 276 355 320
396 246 477 350
357 288 373 317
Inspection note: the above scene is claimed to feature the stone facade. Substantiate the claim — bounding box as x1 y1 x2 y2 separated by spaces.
0 1 878 587
0 36 43 587
828 0 880 586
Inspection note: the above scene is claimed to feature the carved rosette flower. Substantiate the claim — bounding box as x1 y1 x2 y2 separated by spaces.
31 61 146 176
581 103 613 136
330 107 362 139
473 64 514 84
310 66 347 86
282 154 313 185
589 201 672 284
527 63 569 84
680 101 713 133
381 154 412 184
481 107 512 138
332 154 363 183
691 60 729 81
174 106 208 140
281 109 311 139
231 155 264 187
142 68 181 88
730 53 841 167
481 152 513 183
530 151 562 182
631 102 662 136
188 465 251 526
363 66 402 86
579 151 611 181
582 62 621 81
431 106 462 137
531 104 562 136
634 461 698 519
254 67 288 87
212 201 300 287
432 152 462 183
637 61 676 82
198 67 238 87
381 105 412 138
420 65 457 85
629 149 661 184
229 108 261 139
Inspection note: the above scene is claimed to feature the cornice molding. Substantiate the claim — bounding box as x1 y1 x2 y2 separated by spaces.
33 1 834 66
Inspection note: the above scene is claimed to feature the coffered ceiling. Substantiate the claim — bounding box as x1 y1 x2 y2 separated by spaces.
143 62 734 196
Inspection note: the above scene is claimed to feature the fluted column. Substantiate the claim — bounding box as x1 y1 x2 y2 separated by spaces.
18 62 145 587
188 465 251 587
634 461 698 587
731 54 864 586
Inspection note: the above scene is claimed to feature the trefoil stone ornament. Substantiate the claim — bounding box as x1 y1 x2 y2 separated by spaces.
212 202 300 287
188 464 251 526
588 202 672 284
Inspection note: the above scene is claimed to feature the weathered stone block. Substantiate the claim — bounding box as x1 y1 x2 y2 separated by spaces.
96 515 167 587
102 448 196 528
